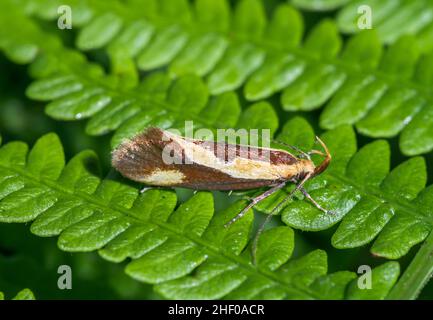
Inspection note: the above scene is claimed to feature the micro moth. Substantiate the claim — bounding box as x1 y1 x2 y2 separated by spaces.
112 127 332 263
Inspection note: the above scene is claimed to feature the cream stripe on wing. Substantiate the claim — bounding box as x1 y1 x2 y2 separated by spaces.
140 169 185 185
163 131 302 180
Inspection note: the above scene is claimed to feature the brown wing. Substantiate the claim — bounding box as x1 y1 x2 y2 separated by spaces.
112 127 290 190
192 139 299 166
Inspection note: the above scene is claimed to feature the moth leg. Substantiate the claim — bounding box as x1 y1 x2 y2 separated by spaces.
224 181 287 228
140 186 151 193
251 173 313 265
299 187 333 214
140 186 169 193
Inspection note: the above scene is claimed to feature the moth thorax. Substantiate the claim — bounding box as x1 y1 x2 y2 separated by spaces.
279 159 315 180
297 159 315 178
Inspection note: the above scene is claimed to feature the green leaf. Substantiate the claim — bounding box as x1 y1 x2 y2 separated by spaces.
45 88 112 120
304 20 342 59
387 230 433 299
346 262 400 300
291 0 352 11
108 20 155 57
26 133 65 180
169 33 228 77
310 271 356 300
281 20 345 111
276 116 315 151
266 4 303 49
293 0 433 51
233 0 266 40
194 0 230 32
168 192 214 237
137 25 189 70
245 54 305 101
278 250 327 287
371 192 431 259
256 226 294 271
167 75 209 114
235 102 279 137
340 30 382 70
345 140 390 188
0 288 36 300
337 0 433 46
26 75 84 100
198 92 240 128
320 125 357 175
77 13 123 50
12 288 36 300
207 43 265 95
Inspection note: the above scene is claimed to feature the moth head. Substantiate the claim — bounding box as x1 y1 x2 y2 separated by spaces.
312 136 331 177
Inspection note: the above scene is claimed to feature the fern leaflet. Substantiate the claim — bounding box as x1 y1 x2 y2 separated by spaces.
292 0 433 50
0 288 35 300
0 132 401 299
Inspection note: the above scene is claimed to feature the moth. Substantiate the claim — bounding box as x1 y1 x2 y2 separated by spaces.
112 127 332 262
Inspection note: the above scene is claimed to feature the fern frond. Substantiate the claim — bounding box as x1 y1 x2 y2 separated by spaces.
0 132 380 299
1 0 432 258
0 2 278 148
292 0 433 50
254 117 433 261
0 132 404 299
2 0 433 155
0 288 35 300
291 0 352 11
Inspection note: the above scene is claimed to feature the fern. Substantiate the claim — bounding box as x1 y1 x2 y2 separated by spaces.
251 117 432 263
1 0 433 155
0 288 35 300
291 0 352 11
0 2 275 147
292 0 433 50
1 0 433 300
0 132 402 299
346 262 399 300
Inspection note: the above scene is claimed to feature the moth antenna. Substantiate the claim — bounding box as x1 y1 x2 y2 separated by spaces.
271 139 310 159
308 149 326 157
313 136 331 177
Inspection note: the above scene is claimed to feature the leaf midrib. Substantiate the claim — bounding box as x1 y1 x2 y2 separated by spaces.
0 162 321 299
326 171 433 225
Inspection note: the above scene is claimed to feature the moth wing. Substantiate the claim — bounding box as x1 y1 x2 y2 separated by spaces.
112 127 279 190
